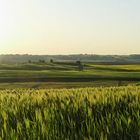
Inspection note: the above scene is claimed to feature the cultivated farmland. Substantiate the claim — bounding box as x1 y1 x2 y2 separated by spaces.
1 86 140 139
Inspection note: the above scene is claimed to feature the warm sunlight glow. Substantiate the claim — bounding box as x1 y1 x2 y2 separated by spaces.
0 2 12 39
0 0 140 54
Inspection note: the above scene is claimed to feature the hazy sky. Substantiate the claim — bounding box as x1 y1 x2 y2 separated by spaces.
0 0 140 55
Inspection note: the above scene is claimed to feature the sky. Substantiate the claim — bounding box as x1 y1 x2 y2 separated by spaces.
0 0 140 55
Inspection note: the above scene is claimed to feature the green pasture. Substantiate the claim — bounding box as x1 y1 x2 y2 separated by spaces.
0 63 140 86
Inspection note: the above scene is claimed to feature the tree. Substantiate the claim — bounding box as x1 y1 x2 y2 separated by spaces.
28 60 32 63
50 59 54 63
39 59 45 63
76 61 81 65
76 61 84 71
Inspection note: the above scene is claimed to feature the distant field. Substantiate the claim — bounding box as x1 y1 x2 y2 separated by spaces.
0 81 139 89
0 63 140 86
90 64 140 71
1 63 140 71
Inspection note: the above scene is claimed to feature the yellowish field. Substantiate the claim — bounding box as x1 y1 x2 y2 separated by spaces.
1 86 140 139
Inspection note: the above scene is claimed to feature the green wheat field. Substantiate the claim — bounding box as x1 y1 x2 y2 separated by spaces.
1 86 140 140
